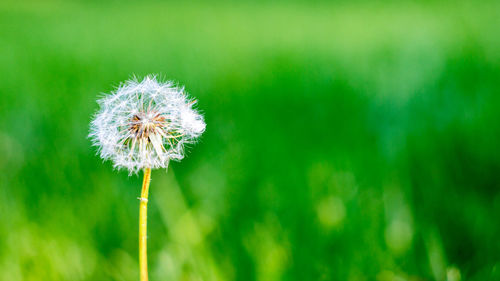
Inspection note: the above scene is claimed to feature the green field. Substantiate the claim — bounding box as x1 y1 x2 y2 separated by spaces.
0 1 499 280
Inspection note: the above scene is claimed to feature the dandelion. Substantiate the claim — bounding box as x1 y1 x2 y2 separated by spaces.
89 75 205 281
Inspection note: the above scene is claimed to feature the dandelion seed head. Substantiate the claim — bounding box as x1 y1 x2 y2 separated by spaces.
89 75 206 174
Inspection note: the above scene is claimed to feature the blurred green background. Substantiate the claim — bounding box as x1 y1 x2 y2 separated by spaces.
1 0 499 280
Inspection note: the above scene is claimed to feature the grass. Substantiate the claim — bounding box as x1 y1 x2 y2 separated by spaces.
0 1 499 280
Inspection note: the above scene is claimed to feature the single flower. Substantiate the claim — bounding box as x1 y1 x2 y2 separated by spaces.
89 75 206 174
89 75 206 281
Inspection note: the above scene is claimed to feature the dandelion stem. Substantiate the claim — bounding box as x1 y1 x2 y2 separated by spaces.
139 167 151 281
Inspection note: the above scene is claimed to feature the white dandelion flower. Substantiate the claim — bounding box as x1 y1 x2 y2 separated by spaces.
89 75 206 174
